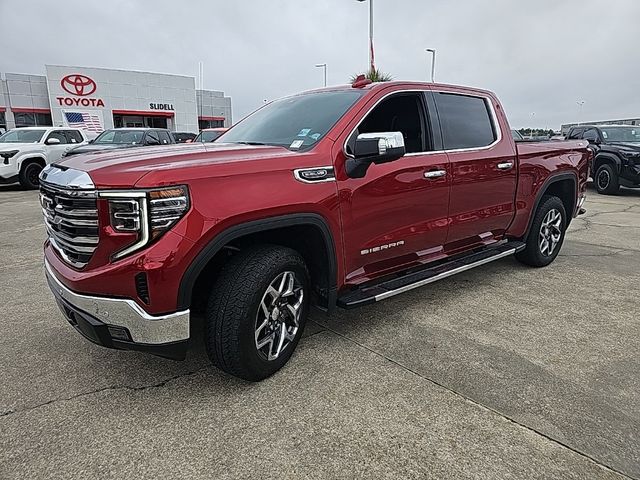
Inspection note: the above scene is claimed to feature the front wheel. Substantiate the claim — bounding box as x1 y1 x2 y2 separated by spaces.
205 245 310 381
18 162 43 190
594 163 620 195
516 195 567 267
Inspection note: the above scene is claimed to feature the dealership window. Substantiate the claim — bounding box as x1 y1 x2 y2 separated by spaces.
113 114 167 129
0 112 6 133
199 119 225 130
14 112 53 128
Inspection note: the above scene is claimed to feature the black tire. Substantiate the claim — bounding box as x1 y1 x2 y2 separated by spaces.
594 163 620 195
18 161 43 190
205 245 310 381
516 195 567 268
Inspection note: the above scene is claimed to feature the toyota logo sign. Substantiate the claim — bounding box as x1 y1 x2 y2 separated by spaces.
60 74 97 97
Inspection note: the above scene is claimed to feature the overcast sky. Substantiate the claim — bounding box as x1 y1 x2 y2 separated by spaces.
1 0 639 129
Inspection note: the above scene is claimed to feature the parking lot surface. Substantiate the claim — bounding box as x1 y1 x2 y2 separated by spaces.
0 184 638 479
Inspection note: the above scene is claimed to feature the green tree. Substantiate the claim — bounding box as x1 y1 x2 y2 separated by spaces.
350 68 393 83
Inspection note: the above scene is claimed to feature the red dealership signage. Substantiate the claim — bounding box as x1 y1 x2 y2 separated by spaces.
56 73 104 107
61 74 96 96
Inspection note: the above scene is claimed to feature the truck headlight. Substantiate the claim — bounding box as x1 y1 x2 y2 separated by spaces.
101 186 189 260
0 150 19 164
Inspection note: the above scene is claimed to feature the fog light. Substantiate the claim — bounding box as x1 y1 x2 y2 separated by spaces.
108 326 132 341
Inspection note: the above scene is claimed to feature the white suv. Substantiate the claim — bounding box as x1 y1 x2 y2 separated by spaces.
0 127 91 189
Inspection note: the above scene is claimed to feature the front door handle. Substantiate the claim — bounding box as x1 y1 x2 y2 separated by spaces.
424 169 447 179
497 162 514 170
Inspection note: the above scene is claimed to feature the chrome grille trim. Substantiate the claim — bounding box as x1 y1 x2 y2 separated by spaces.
40 166 98 269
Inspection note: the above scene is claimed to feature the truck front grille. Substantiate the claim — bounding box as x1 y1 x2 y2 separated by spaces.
40 183 99 268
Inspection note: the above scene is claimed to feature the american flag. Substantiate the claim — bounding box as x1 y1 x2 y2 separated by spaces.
64 111 103 133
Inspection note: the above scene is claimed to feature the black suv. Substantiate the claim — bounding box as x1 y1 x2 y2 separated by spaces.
566 125 640 194
65 128 175 157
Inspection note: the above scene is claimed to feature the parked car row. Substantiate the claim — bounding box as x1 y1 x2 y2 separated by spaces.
0 126 228 189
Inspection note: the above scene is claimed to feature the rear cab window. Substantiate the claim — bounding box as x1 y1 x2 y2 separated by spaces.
433 92 497 150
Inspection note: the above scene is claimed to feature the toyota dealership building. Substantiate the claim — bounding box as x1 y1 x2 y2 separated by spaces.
0 65 232 134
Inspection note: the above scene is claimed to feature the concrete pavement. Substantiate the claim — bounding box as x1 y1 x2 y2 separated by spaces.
0 184 638 479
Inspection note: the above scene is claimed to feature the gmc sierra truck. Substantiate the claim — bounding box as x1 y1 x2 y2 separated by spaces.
40 80 590 381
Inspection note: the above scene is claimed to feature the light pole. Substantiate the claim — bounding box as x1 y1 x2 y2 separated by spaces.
315 63 327 87
425 48 436 82
530 112 536 138
356 0 375 72
576 100 585 124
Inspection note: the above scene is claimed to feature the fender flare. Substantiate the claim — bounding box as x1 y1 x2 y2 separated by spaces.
177 213 338 311
523 171 578 239
593 153 622 174
18 155 47 172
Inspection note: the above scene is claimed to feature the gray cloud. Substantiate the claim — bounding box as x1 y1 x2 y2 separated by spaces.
1 0 639 129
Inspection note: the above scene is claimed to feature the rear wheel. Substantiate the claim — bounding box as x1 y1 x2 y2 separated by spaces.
594 163 619 195
516 195 567 267
18 161 43 190
205 245 310 381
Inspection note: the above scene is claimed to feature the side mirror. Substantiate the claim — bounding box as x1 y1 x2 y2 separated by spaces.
88 138 95 144
45 137 61 145
586 137 600 145
346 132 406 179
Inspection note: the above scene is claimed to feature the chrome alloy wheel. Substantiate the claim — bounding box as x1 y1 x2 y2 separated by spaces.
254 271 304 361
539 208 562 256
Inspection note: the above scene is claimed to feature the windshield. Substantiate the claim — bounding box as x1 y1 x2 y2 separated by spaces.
600 126 640 143
218 90 364 150
0 129 45 143
195 130 224 142
93 130 145 144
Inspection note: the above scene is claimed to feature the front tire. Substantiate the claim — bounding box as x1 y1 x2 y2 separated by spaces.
205 245 310 381
18 161 43 190
516 195 567 267
594 163 620 195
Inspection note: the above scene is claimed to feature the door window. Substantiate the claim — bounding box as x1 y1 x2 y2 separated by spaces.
347 93 428 154
567 128 584 139
434 93 496 150
145 131 160 145
157 131 171 144
46 131 68 144
64 130 84 143
582 129 599 142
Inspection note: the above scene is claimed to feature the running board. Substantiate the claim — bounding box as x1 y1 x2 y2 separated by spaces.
337 241 526 309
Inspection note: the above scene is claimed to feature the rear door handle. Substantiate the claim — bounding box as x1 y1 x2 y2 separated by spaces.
424 169 447 179
497 162 514 170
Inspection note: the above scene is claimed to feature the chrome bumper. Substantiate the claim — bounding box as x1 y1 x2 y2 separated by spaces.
44 261 190 345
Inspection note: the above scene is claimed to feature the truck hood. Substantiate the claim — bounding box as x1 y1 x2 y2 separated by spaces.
55 143 302 188
66 143 136 156
0 142 42 152
607 142 640 152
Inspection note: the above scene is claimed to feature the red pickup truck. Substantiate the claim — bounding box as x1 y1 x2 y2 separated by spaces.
40 80 590 380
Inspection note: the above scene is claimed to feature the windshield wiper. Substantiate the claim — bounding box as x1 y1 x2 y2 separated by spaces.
232 141 268 146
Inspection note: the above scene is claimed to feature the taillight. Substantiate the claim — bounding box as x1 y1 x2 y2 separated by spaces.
99 186 189 261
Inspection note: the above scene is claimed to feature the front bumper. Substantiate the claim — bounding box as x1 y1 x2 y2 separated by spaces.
45 260 190 359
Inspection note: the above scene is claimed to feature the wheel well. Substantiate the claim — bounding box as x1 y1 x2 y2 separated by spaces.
593 155 619 174
20 157 46 172
543 179 575 224
188 224 334 313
